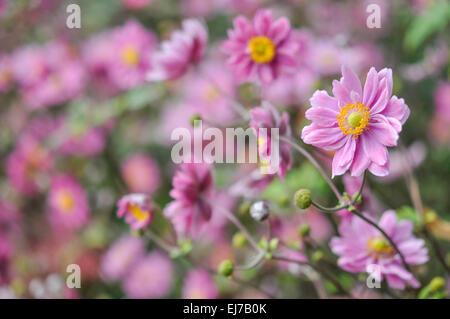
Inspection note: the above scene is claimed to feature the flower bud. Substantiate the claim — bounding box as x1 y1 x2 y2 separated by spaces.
298 224 311 237
294 189 312 209
218 260 234 277
430 277 445 292
232 232 247 248
190 114 202 127
311 250 323 264
249 201 270 221
238 201 251 215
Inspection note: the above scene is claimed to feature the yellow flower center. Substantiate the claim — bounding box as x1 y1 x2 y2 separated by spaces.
248 36 275 64
56 190 75 214
367 237 394 258
128 203 150 221
205 86 219 102
337 102 370 138
121 46 140 67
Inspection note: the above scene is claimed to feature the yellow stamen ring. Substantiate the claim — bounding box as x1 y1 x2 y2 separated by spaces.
337 102 370 138
248 36 276 64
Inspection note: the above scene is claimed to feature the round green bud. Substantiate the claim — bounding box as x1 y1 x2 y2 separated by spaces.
190 114 202 127
277 195 290 208
238 201 251 216
294 189 312 209
311 250 324 264
232 232 247 248
218 260 234 277
430 277 445 292
298 224 311 237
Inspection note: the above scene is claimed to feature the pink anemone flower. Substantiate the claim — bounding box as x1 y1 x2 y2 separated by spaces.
222 9 298 85
331 210 428 290
117 194 154 230
302 65 410 177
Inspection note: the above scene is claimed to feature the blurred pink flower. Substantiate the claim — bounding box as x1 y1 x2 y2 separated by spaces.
58 127 106 157
182 269 219 299
82 30 119 96
331 210 428 290
302 65 410 177
12 41 85 109
122 0 154 10
47 174 90 231
147 19 207 81
123 252 173 298
121 154 161 194
309 40 342 76
181 60 238 125
222 9 297 84
110 20 156 89
165 163 214 237
249 101 292 178
117 194 154 230
101 235 144 281
431 82 450 145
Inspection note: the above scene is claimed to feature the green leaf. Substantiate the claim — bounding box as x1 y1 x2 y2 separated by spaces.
396 206 420 227
404 1 450 52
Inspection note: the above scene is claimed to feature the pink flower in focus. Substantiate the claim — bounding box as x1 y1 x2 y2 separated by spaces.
331 210 428 290
47 174 90 231
165 163 214 237
100 235 144 281
182 269 219 299
147 19 207 81
249 101 292 178
123 252 173 298
222 9 297 85
117 194 154 230
302 65 410 177
121 154 161 194
110 20 156 89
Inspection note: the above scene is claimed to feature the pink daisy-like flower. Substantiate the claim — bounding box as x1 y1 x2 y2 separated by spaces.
117 194 154 230
47 174 90 231
331 210 428 290
122 251 173 298
249 101 292 179
222 9 298 85
165 163 214 237
147 19 207 81
121 154 161 195
302 65 410 177
182 269 219 299
110 19 156 90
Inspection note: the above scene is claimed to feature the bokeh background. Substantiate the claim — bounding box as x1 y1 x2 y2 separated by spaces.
0 0 449 298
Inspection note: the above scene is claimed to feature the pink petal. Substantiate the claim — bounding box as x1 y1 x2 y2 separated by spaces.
332 137 355 177
363 67 379 107
349 140 370 176
305 107 338 127
341 65 362 99
309 90 340 111
361 132 388 165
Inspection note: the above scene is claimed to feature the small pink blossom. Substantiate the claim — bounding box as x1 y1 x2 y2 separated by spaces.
222 9 297 84
117 194 154 230
302 65 410 177
147 19 207 81
331 210 428 290
165 163 214 237
182 269 219 299
110 20 156 89
47 174 90 231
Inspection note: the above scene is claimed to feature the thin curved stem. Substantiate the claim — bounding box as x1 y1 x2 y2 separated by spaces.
280 136 342 201
311 200 346 213
144 229 180 254
235 251 266 271
351 171 366 206
213 204 261 253
350 209 412 273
